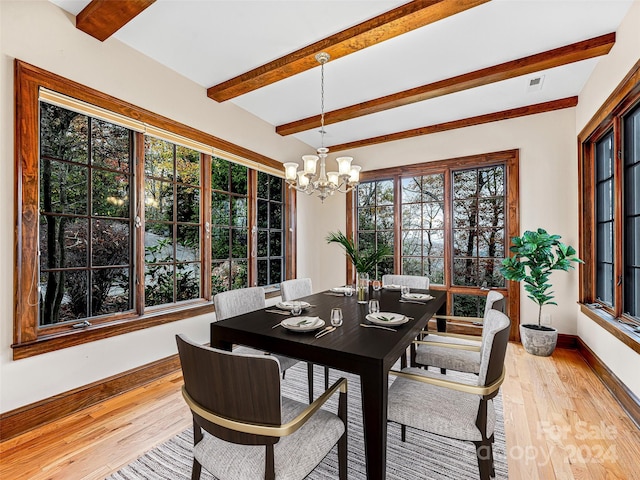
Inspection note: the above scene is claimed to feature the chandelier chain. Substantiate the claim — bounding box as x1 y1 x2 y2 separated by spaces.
320 57 325 148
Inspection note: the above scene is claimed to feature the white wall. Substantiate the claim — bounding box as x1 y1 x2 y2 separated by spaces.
0 1 309 413
575 0 640 398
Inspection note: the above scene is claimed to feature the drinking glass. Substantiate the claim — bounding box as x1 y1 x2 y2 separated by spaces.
330 308 343 327
291 301 302 316
372 280 382 291
344 285 354 297
368 299 380 315
401 285 411 296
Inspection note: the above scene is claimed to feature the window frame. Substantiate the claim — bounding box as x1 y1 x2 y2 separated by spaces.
346 150 520 340
578 59 640 353
13 60 294 359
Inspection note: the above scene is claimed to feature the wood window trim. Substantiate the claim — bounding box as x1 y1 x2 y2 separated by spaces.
577 59 640 353
346 149 520 341
13 60 294 360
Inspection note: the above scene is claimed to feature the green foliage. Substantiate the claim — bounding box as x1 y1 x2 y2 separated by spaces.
500 228 582 325
326 231 392 276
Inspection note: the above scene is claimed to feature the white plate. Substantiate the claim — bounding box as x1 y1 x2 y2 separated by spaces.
383 284 402 291
365 312 408 326
277 301 311 310
281 316 324 332
330 286 352 293
401 293 434 301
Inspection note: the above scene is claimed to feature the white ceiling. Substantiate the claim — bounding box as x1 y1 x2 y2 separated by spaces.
50 0 634 150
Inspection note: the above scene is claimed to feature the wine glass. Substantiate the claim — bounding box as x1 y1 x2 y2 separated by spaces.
368 299 380 315
401 285 411 297
344 285 354 297
291 301 302 316
372 280 382 291
330 308 343 326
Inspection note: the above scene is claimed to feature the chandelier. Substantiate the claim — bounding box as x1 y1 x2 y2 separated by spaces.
283 52 361 202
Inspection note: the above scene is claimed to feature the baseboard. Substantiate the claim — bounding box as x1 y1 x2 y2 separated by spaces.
556 333 578 349
576 338 640 430
0 354 181 442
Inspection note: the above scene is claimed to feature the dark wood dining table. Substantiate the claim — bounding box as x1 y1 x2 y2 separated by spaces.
209 287 447 480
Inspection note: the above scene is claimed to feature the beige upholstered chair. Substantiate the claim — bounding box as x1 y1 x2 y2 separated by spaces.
413 290 505 375
176 334 348 480
388 309 511 480
280 278 330 392
381 274 430 290
214 288 309 400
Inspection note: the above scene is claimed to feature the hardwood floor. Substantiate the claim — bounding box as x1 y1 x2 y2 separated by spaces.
1 343 638 479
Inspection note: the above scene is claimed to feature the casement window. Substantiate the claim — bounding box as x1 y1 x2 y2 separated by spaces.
350 151 519 331
579 61 640 348
14 61 293 359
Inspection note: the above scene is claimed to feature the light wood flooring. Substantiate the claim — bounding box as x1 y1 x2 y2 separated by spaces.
1 343 638 480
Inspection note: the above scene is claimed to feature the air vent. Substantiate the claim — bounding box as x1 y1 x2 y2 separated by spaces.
527 75 545 92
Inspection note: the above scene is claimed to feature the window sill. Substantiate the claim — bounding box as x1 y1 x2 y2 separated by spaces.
579 303 640 354
11 302 215 360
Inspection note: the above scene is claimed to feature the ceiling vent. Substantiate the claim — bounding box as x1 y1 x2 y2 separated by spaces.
527 75 545 92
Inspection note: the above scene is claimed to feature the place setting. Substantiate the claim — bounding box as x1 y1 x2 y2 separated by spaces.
265 300 313 315
359 299 408 332
398 286 435 304
325 285 354 297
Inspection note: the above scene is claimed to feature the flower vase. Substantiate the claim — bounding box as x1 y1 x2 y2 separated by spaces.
357 272 369 304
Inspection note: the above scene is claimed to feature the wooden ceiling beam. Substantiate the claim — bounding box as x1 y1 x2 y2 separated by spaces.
328 96 578 152
76 0 156 42
277 33 614 136
206 0 491 102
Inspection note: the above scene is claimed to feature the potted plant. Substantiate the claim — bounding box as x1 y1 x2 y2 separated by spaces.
326 231 391 303
500 228 582 356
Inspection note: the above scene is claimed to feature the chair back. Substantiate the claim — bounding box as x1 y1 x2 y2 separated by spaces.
483 290 505 318
280 278 312 301
382 274 429 290
176 334 282 446
214 286 265 320
477 310 511 392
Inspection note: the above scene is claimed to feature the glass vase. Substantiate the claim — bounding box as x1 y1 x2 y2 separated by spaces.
357 271 369 304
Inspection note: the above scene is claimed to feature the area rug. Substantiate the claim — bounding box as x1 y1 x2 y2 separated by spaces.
108 362 508 480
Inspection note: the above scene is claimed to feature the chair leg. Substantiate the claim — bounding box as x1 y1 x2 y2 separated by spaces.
191 460 202 480
440 367 446 374
401 424 406 442
307 363 314 403
338 389 348 480
473 440 493 480
324 366 329 390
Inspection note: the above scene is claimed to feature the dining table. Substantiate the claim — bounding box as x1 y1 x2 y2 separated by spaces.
209 287 447 480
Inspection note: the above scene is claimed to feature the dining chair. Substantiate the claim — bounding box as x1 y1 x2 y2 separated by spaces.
387 309 511 480
412 290 505 375
176 334 348 480
214 288 312 402
381 274 430 290
280 278 331 392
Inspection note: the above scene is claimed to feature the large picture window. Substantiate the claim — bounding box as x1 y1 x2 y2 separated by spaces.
14 61 293 359
351 151 519 333
578 60 640 348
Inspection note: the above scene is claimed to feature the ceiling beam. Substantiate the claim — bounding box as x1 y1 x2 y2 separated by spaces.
206 0 491 102
328 96 578 152
76 0 156 42
277 33 614 136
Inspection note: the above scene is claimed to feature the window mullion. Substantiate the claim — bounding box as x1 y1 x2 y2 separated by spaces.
134 132 146 314
613 117 625 317
248 169 257 287
202 153 212 300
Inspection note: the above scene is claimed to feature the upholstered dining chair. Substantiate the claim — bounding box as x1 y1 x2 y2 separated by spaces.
413 290 505 375
280 278 331 391
176 334 348 480
214 288 312 402
387 309 511 480
381 274 430 290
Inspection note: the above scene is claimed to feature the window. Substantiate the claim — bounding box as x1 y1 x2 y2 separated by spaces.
211 157 249 294
39 104 134 325
351 151 519 327
579 60 640 347
14 61 293 359
256 172 285 288
356 179 395 279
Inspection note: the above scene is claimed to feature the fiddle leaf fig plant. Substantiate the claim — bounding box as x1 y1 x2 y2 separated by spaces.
500 228 582 326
